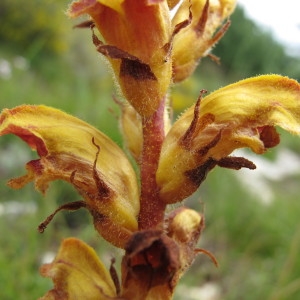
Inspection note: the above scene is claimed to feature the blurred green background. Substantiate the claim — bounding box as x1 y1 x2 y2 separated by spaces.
1 1 300 299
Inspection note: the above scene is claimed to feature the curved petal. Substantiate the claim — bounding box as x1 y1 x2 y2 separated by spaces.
172 0 236 82
40 238 117 299
157 75 300 203
0 105 139 248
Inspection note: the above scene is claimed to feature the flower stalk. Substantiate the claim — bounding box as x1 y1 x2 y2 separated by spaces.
139 97 167 230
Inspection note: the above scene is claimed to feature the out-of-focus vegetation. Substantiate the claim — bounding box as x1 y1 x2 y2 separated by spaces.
0 0 70 59
214 7 300 81
1 3 300 299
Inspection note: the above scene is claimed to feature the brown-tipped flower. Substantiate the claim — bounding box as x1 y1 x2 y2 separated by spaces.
0 105 140 248
68 0 172 117
156 75 300 204
172 0 236 82
167 207 205 282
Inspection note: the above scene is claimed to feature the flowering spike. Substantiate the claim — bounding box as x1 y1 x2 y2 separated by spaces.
2 1 300 299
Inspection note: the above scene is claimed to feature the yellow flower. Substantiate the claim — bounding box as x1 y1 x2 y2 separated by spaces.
40 238 118 299
0 105 139 248
68 0 172 117
156 75 300 203
172 0 237 82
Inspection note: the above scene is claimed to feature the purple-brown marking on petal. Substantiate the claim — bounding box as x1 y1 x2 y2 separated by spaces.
95 44 157 81
109 258 121 296
173 4 192 36
197 129 222 157
217 156 256 170
123 230 180 290
180 90 210 149
38 200 87 233
259 125 281 148
207 20 231 49
120 59 157 81
91 138 111 199
195 0 209 37
185 158 217 187
73 19 95 29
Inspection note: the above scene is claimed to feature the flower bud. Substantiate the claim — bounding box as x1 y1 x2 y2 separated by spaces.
167 207 203 244
119 102 143 162
172 0 236 82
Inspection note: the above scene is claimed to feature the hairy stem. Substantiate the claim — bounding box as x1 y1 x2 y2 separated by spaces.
139 98 166 229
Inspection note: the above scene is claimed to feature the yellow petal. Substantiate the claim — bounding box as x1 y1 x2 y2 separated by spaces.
172 0 236 82
157 75 300 203
0 105 139 248
40 238 117 299
119 102 143 162
167 207 202 244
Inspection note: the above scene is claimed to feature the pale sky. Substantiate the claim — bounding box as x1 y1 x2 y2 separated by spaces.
238 0 300 56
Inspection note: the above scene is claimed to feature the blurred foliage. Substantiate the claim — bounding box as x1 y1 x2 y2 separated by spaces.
1 2 300 300
214 6 300 81
0 0 70 60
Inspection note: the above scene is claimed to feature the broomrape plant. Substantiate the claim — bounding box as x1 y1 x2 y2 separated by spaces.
1 0 300 299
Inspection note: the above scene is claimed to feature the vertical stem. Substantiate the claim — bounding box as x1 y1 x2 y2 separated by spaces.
139 98 166 229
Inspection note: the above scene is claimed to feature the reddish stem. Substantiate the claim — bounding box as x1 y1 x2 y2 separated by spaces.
139 99 166 229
